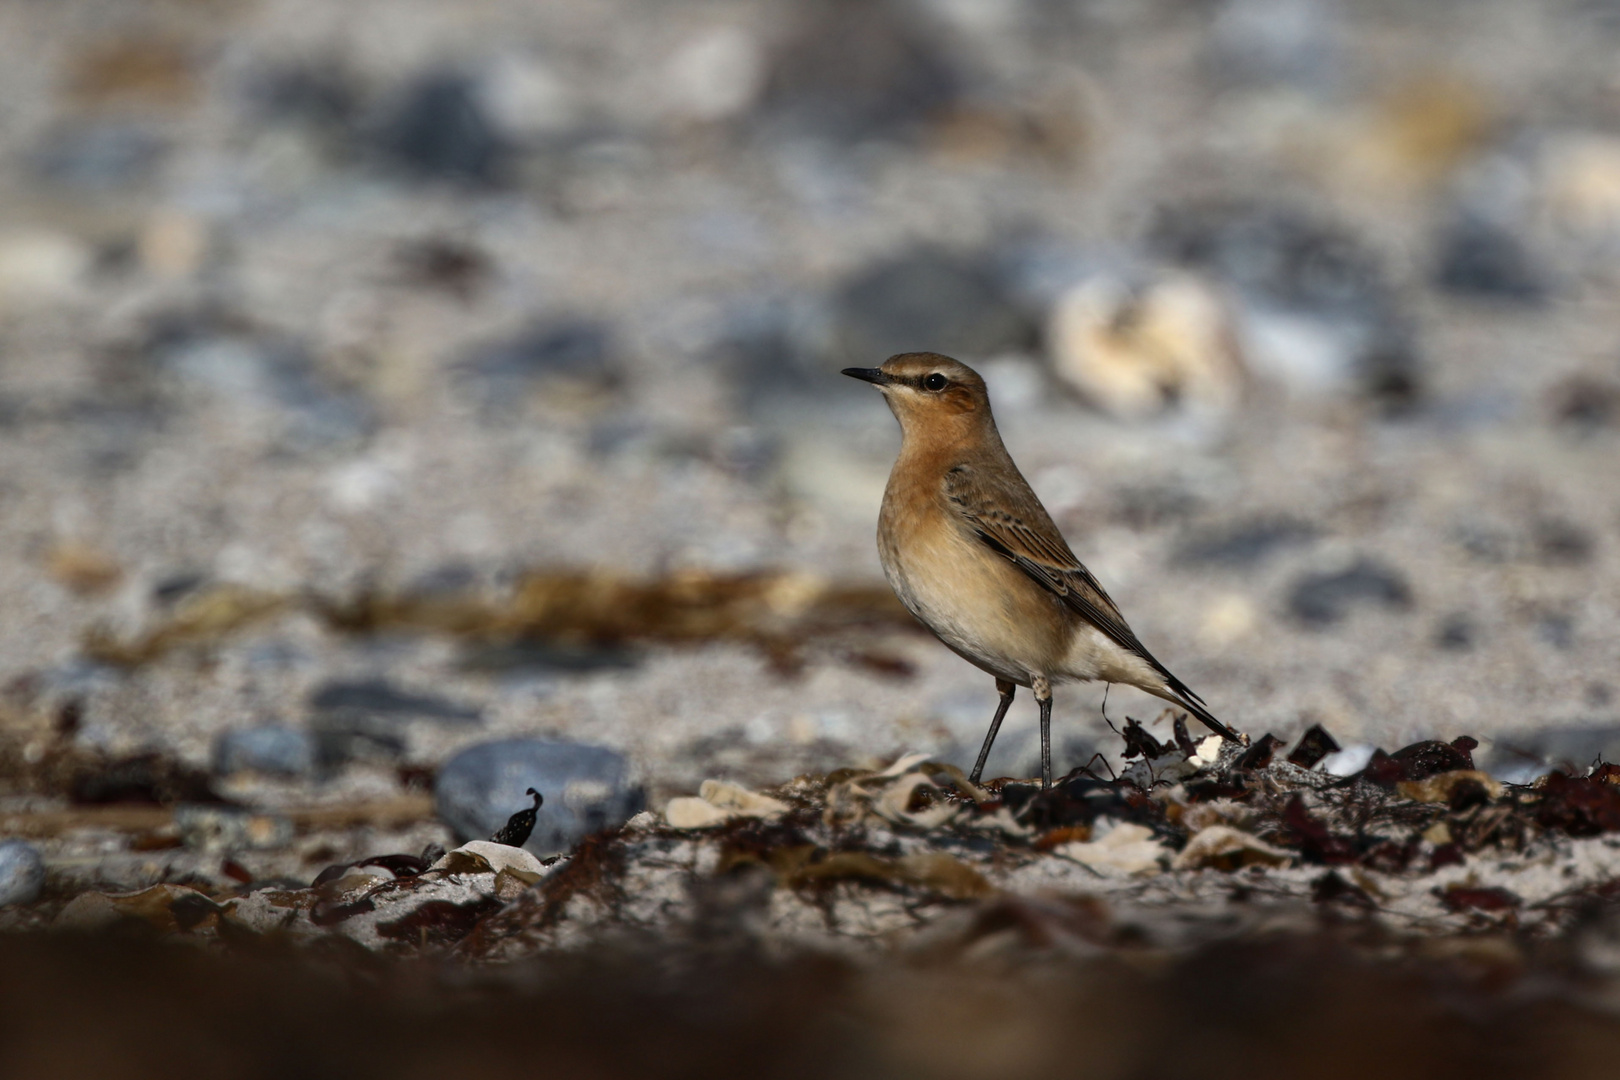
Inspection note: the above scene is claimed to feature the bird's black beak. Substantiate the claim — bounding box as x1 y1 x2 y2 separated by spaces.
842 367 889 385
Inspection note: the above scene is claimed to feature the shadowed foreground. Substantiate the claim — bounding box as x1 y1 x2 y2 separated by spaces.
2 930 1617 1080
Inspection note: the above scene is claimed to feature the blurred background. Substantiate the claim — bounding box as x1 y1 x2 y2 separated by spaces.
1 0 1618 858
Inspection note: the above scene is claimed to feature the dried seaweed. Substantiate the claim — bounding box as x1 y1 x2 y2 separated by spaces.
374 897 503 947
82 570 921 670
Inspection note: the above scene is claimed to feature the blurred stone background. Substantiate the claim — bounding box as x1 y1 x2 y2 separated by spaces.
1 0 1618 854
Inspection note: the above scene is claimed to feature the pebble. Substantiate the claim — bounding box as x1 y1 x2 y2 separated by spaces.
0 230 91 306
1047 271 1243 418
32 122 165 190
833 246 1034 363
212 725 316 777
309 678 482 768
0 840 46 907
1481 727 1620 784
457 319 618 413
1173 518 1317 569
1432 214 1545 302
174 806 294 854
376 71 505 184
1151 202 1419 405
1287 558 1413 626
664 27 765 122
157 330 373 450
435 739 644 857
760 0 961 140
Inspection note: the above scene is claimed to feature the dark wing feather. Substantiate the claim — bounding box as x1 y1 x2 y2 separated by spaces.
943 463 1232 737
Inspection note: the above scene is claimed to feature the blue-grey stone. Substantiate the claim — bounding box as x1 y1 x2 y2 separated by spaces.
0 840 46 907
212 726 316 777
375 72 506 184
309 679 483 768
1150 201 1420 408
434 739 643 857
1287 558 1412 627
456 319 617 412
1479 726 1620 784
33 123 166 190
1433 214 1545 304
833 246 1035 365
1172 518 1318 570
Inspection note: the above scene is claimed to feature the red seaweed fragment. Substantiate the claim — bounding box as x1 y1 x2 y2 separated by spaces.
1390 740 1473 781
1288 725 1341 769
1021 775 1157 831
1172 715 1198 757
1281 795 1359 864
1430 844 1465 871
1359 749 1405 788
1235 734 1283 772
310 895 377 927
1440 886 1519 913
310 853 429 887
1312 871 1375 908
376 898 504 947
1120 718 1164 760
1537 772 1620 836
1357 737 1478 787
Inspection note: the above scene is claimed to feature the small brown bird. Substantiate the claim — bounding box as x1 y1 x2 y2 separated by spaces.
844 352 1240 789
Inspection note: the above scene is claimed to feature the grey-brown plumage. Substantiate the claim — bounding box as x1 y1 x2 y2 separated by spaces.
844 352 1240 789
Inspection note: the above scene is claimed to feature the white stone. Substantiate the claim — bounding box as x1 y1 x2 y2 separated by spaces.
665 795 733 829
0 230 89 305
1048 272 1243 418
664 27 764 121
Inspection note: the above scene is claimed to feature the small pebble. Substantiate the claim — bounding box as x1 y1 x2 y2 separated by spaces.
212 726 316 777
0 840 46 906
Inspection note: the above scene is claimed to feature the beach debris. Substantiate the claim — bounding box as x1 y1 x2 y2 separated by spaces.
490 788 544 847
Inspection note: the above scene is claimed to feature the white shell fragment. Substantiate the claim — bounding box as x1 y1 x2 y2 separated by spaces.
665 796 737 829
698 779 790 820
1055 822 1169 876
1172 825 1294 871
432 840 549 878
664 779 791 829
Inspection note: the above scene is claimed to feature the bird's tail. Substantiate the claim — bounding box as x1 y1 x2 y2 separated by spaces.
1147 685 1241 742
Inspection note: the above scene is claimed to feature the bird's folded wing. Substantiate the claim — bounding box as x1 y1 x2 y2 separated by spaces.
943 465 1207 707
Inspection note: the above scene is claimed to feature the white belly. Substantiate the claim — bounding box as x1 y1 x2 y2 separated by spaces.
878 517 1044 686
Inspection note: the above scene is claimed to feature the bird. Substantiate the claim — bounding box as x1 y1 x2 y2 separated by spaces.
843 352 1240 789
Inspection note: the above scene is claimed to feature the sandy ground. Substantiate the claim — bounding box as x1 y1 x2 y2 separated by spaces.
0 0 1616 810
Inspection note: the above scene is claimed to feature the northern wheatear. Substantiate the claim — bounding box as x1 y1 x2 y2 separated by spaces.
844 352 1240 789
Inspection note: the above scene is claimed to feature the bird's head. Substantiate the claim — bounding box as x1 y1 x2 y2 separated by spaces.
842 352 994 439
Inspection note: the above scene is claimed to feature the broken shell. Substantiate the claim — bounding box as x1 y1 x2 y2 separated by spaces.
698 779 790 820
1055 821 1168 876
1397 770 1502 804
1172 825 1294 871
431 840 548 878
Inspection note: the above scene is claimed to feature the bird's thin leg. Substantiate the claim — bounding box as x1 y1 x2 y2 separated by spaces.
1034 674 1053 790
1100 683 1113 726
969 679 1016 785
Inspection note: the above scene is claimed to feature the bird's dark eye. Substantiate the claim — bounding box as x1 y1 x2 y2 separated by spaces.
923 373 948 391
